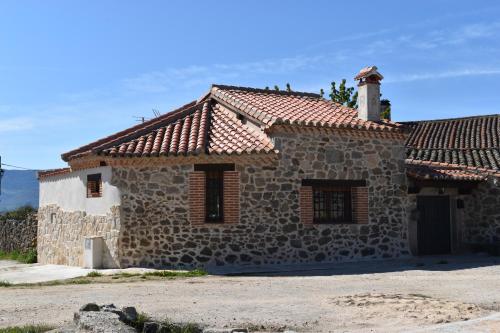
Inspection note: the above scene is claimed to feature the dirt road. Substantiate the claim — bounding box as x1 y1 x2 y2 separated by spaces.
1 256 500 332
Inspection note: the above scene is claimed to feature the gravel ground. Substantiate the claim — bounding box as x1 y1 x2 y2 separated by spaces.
1 256 500 332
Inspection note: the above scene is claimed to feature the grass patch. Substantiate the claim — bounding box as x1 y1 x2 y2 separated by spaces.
129 312 202 333
0 269 207 288
160 320 201 333
0 249 37 264
143 269 207 278
86 271 102 277
131 312 151 331
0 280 11 287
0 324 54 333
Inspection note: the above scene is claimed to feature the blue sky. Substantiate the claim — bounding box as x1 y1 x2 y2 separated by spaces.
1 0 500 170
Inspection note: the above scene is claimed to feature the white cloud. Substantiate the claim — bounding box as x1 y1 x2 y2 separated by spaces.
122 55 327 93
0 117 34 133
386 68 500 83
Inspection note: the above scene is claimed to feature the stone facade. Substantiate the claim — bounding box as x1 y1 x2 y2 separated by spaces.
0 214 37 253
463 177 500 244
37 204 120 267
113 130 410 268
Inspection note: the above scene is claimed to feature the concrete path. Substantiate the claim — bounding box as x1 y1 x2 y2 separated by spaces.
0 260 156 284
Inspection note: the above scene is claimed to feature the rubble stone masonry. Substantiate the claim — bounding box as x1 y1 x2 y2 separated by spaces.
37 205 120 267
463 177 500 244
114 131 411 268
0 214 37 253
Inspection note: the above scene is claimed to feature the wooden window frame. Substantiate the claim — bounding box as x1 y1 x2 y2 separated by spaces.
313 186 353 224
302 179 366 225
87 173 102 198
194 164 235 223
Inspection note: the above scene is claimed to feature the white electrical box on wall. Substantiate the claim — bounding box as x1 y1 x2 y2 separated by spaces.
83 236 103 269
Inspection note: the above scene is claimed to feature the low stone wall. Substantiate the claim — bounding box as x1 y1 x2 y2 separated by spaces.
0 214 37 253
37 205 121 268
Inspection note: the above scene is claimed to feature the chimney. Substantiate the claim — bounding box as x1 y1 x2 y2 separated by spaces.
355 66 384 121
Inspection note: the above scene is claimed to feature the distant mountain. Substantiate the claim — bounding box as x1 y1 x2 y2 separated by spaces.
0 170 39 212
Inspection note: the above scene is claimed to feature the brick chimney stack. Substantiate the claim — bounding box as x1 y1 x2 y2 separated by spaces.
355 66 384 121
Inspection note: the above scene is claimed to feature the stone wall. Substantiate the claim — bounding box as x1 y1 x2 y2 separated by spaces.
0 214 37 253
37 205 121 267
463 177 500 244
114 130 410 268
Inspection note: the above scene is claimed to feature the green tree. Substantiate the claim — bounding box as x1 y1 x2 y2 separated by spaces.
264 86 270 90
0 205 36 222
319 88 325 98
380 99 391 120
274 85 280 91
286 83 292 92
329 79 358 108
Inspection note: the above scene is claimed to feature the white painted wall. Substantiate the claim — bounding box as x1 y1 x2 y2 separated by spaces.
39 166 120 215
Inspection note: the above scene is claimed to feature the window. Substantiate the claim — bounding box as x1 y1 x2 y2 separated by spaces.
205 169 224 222
313 187 352 224
194 164 235 223
87 173 102 198
302 179 366 225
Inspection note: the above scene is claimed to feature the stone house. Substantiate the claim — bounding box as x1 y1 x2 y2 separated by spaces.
37 66 500 268
404 114 500 255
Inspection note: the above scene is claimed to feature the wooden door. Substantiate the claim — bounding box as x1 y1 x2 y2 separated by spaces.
417 196 451 255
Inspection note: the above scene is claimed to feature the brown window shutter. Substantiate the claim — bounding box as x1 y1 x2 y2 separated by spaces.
352 187 369 224
189 171 206 225
223 171 240 224
299 186 313 225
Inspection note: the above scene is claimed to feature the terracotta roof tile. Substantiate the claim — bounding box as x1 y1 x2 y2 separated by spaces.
211 85 404 133
406 162 486 181
405 114 500 172
63 84 407 162
97 100 275 158
38 168 72 180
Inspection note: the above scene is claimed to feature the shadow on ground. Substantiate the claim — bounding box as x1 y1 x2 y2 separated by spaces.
210 254 500 277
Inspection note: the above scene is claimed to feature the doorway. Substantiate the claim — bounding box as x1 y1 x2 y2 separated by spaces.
417 196 451 255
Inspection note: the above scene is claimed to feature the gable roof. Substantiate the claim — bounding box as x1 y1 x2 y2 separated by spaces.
211 85 403 132
99 101 274 158
62 85 406 162
405 114 500 171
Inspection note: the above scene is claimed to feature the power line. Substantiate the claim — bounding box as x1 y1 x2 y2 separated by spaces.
0 163 32 170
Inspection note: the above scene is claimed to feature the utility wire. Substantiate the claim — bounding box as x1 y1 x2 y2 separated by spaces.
0 163 32 170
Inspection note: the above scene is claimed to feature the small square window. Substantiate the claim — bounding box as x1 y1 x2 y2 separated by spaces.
302 179 366 225
313 187 352 224
50 213 56 223
87 173 102 198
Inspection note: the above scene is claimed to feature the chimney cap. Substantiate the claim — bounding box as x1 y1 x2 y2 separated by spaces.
354 66 384 81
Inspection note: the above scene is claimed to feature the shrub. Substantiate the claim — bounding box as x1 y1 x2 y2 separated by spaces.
131 312 151 330
0 206 36 223
0 249 37 264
